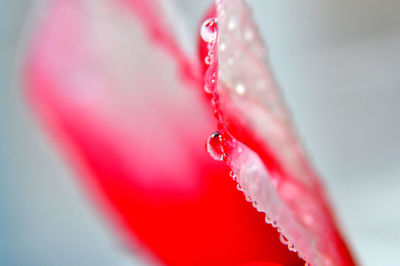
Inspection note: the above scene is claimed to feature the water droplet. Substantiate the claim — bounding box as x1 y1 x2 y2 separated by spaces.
206 132 225 161
271 220 278 228
204 55 213 65
229 171 236 180
245 195 252 202
280 234 289 245
204 65 216 94
252 201 258 208
288 244 297 252
200 18 218 43
265 215 273 224
211 97 218 107
207 42 215 50
237 183 243 191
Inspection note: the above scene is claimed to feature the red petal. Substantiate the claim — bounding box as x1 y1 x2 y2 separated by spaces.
24 0 303 265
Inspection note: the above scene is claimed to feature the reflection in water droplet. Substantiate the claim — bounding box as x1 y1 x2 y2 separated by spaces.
237 183 243 191
206 132 225 161
200 18 218 43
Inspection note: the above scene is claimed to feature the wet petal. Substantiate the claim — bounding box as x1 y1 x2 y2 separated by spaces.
199 0 356 265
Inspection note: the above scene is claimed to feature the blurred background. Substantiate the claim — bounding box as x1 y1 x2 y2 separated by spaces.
1 0 400 265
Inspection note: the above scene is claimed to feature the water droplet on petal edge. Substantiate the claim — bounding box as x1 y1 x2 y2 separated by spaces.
200 18 218 43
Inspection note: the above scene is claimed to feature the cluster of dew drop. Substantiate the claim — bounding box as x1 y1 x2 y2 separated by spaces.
200 15 310 266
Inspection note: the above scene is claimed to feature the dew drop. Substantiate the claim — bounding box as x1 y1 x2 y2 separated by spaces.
279 234 289 245
211 97 218 107
200 18 218 43
271 220 278 228
265 215 273 224
204 55 213 65
206 132 225 161
204 84 212 94
237 183 243 191
288 244 297 252
204 65 217 94
229 171 236 180
245 195 252 202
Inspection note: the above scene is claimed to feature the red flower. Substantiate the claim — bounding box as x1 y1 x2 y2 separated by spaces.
24 0 356 265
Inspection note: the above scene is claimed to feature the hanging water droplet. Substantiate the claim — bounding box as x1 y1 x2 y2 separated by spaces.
204 65 216 94
265 215 273 224
245 195 252 202
206 132 225 161
200 18 218 43
229 171 236 180
237 183 243 191
288 244 297 252
271 220 278 228
204 55 213 65
211 97 218 107
280 234 289 245
204 84 212 94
